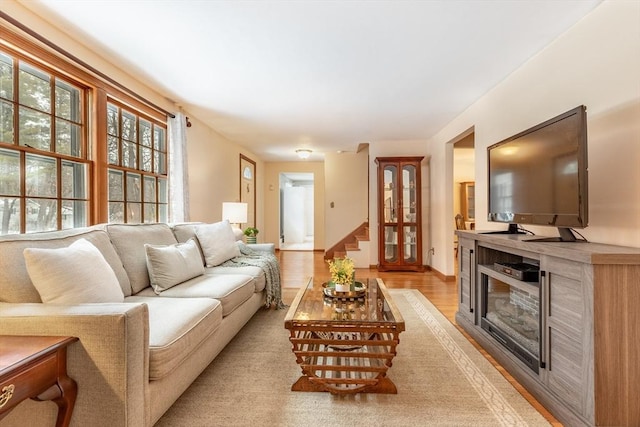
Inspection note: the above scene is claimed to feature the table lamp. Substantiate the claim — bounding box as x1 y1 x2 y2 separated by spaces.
222 202 247 240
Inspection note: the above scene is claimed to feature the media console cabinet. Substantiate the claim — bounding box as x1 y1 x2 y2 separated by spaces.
455 230 640 427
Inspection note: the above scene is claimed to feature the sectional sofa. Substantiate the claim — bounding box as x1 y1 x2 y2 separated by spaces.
0 221 279 426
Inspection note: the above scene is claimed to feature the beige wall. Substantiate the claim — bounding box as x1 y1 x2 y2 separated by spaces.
324 150 369 249
429 1 640 276
185 114 264 231
264 162 325 249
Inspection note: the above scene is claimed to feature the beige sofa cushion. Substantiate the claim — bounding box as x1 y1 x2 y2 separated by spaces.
24 238 125 304
126 295 222 380
145 239 205 293
107 223 178 293
195 221 240 267
171 222 203 244
205 265 266 293
170 222 206 264
136 274 254 317
0 227 131 303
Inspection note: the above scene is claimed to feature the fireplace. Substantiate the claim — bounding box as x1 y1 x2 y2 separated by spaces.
480 270 540 373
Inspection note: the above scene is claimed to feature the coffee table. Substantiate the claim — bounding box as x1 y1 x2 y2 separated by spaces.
284 277 404 394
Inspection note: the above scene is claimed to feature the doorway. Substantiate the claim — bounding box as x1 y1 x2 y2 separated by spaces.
279 172 314 251
454 133 476 228
449 129 475 274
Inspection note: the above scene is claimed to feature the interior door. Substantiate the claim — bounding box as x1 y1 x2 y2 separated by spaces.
240 155 256 228
283 186 305 243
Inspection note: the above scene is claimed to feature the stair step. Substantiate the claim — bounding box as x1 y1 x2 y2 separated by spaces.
325 221 369 261
345 242 360 251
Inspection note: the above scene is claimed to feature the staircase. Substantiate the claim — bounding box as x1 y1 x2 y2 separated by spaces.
325 222 370 267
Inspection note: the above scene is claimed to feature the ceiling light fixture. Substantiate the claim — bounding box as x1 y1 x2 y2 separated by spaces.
296 149 312 159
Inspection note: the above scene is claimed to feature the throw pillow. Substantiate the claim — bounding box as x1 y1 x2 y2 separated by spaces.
195 220 241 267
23 238 125 304
144 238 205 293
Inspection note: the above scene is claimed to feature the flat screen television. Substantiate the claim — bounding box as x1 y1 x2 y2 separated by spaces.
487 105 588 242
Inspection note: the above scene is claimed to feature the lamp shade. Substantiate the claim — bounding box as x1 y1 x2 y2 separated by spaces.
222 202 247 224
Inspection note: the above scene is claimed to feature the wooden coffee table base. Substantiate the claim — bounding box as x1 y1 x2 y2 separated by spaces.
287 326 402 395
285 278 405 395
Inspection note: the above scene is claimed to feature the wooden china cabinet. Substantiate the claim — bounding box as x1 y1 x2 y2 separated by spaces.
376 157 425 271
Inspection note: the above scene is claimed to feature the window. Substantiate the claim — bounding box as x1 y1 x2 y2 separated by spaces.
1 23 170 233
106 101 167 224
0 50 89 234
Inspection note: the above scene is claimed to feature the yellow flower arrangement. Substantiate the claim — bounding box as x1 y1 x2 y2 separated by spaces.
327 257 355 286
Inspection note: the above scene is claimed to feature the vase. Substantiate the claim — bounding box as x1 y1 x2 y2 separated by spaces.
334 282 350 293
245 236 257 244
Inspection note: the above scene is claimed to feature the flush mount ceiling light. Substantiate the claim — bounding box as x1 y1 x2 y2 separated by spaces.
296 149 312 159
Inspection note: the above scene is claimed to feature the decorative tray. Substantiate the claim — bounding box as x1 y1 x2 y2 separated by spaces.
322 281 366 299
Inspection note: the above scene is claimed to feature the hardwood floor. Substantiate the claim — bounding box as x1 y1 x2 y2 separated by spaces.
278 250 562 427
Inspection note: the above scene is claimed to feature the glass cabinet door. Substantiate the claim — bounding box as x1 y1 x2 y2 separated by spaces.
383 165 397 223
402 164 417 224
403 225 418 263
383 165 398 263
384 225 398 263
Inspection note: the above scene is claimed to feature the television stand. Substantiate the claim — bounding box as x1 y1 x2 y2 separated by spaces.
455 231 640 426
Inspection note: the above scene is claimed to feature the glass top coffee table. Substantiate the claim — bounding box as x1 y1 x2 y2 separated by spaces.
284 277 405 394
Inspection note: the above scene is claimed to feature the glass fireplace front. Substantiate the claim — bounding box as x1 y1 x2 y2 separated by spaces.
481 273 540 373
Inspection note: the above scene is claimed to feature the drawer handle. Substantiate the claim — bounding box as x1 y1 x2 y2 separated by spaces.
0 384 15 408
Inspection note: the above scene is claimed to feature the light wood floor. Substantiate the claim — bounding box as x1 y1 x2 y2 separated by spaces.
278 250 562 427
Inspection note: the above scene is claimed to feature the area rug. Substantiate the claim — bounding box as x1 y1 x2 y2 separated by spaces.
156 289 550 426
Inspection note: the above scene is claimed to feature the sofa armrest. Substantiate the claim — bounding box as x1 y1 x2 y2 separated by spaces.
247 242 275 254
0 302 150 427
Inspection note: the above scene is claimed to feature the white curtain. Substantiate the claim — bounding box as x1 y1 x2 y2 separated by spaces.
168 112 190 222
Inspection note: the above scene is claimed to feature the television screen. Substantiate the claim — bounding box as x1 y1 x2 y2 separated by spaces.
488 106 588 232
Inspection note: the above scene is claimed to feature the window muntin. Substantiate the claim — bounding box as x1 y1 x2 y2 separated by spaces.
107 101 167 224
0 49 89 234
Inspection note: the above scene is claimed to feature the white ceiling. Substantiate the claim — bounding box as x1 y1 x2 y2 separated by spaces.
25 0 601 161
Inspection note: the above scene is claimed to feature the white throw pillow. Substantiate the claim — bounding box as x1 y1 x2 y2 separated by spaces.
145 238 205 293
24 238 125 304
195 220 241 267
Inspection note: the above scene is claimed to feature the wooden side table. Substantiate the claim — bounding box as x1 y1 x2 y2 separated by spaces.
0 336 78 427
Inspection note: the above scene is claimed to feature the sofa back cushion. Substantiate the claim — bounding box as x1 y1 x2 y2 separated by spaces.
107 223 178 293
171 222 206 264
24 238 126 304
0 227 131 303
171 222 204 244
